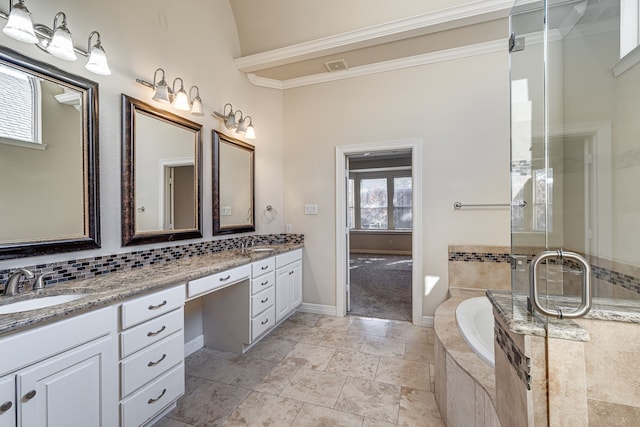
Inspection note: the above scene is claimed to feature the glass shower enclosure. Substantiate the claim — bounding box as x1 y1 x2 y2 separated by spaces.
510 0 639 319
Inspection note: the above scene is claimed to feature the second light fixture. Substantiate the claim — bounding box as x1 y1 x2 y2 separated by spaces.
137 68 203 116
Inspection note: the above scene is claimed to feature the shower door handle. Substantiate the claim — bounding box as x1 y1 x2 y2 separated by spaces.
529 249 592 319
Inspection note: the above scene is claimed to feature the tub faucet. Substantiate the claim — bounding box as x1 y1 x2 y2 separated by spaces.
3 269 34 296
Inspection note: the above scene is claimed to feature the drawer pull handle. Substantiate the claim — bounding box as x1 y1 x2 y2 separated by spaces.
289 271 294 275
147 325 167 337
261 265 269 270
148 353 167 367
261 280 269 286
0 401 12 412
24 390 36 400
261 297 269 303
148 300 167 310
219 275 231 281
147 388 167 404
261 318 269 325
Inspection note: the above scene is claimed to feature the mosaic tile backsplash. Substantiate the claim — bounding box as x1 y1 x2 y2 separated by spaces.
0 234 303 289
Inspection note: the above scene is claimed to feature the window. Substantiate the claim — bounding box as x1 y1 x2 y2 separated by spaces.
0 63 42 146
533 168 553 232
348 173 412 231
620 0 640 58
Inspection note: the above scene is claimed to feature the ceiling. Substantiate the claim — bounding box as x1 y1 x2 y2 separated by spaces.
228 0 516 87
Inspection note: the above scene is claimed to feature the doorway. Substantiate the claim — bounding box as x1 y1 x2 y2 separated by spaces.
162 164 195 230
335 140 423 325
347 151 413 321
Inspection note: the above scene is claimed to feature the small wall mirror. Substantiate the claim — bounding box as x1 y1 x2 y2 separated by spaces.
0 46 100 259
122 95 202 245
213 131 255 235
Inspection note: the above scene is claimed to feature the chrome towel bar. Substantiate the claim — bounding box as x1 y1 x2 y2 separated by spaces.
453 201 527 209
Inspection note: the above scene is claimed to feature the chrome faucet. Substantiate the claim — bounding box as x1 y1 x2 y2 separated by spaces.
3 269 34 296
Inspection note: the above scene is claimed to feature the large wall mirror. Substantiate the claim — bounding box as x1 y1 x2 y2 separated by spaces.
0 46 100 259
122 95 202 246
213 131 255 235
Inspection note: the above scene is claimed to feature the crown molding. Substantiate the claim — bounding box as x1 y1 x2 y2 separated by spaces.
247 39 507 90
235 0 515 73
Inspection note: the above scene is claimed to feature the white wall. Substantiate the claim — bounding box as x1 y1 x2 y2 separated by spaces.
283 50 511 317
0 0 284 270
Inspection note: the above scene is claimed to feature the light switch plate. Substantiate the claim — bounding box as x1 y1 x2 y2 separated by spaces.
221 206 232 216
304 204 318 215
285 224 293 233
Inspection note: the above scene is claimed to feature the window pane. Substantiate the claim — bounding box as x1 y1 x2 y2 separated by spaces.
0 64 37 143
393 177 412 229
347 178 355 229
360 178 387 229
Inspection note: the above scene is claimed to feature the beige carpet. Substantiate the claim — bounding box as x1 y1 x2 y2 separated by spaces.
348 253 412 321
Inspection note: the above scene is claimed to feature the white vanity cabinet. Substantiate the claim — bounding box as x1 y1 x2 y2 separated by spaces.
250 257 276 341
0 306 118 427
275 249 303 323
118 284 186 427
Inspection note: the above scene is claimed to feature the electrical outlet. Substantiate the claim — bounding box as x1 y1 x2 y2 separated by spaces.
304 204 318 215
221 206 232 216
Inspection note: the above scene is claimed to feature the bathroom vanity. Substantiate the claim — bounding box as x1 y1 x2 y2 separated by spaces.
0 244 303 427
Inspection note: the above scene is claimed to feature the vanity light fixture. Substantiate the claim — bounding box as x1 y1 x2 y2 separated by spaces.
171 77 190 111
150 68 170 103
85 31 111 75
189 86 204 116
2 0 37 43
212 103 257 139
0 2 111 75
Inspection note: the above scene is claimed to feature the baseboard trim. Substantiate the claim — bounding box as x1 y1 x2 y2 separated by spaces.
298 303 337 316
420 316 434 327
184 335 204 357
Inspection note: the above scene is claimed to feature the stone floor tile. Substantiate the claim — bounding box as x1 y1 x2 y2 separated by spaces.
326 349 380 380
388 320 429 341
334 377 401 423
362 418 397 427
319 329 366 351
283 342 336 370
375 357 431 391
361 334 406 358
315 315 354 331
251 362 300 395
280 368 347 407
405 338 435 363
186 348 248 384
230 358 277 388
221 391 303 426
168 379 250 426
349 317 389 337
290 404 364 427
398 387 445 426
151 418 190 427
244 336 297 362
286 311 321 327
271 322 329 344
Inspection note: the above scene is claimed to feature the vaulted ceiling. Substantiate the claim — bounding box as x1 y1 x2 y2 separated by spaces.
229 0 515 87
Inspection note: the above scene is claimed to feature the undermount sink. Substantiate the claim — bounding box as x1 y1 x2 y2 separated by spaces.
0 294 86 315
250 247 275 253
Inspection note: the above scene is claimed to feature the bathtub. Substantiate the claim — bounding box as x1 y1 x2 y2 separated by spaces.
455 296 495 367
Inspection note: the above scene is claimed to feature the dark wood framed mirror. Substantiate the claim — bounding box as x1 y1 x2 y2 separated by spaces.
0 46 100 260
213 131 255 235
122 95 203 246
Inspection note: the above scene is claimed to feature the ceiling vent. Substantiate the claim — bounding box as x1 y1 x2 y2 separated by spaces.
324 59 349 72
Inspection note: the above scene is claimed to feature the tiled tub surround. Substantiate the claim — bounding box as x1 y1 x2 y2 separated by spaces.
0 238 303 336
434 295 501 427
448 245 511 292
488 291 640 426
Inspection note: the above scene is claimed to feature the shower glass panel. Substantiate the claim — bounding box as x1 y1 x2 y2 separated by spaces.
510 0 639 317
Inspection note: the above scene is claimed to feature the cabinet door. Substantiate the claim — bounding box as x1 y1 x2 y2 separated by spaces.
275 267 292 322
17 336 115 427
0 375 15 427
290 261 303 309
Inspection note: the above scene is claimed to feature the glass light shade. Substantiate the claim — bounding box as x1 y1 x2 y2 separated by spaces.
245 123 256 139
152 81 170 103
190 97 204 116
48 27 77 61
85 44 111 75
173 89 190 111
224 112 236 129
236 117 247 134
3 2 38 44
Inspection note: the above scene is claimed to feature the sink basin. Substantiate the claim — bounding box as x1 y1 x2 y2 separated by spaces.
0 294 86 315
250 247 275 253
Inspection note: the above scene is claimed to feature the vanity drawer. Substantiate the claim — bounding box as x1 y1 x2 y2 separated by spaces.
120 308 183 358
121 285 185 329
121 331 184 397
252 257 275 277
251 306 275 341
188 264 251 298
251 286 275 317
276 249 302 268
120 362 185 427
251 271 275 295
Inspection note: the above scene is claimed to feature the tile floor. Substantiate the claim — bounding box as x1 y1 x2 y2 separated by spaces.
153 312 444 426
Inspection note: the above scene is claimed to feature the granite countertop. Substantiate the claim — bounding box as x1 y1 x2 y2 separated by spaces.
0 243 303 337
487 290 640 342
